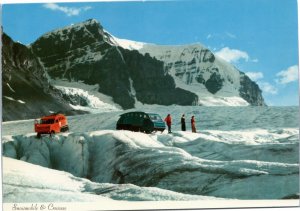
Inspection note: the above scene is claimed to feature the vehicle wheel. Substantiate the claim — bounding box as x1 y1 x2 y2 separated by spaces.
142 119 154 134
62 126 69 132
145 129 152 134
50 131 55 137
36 133 41 139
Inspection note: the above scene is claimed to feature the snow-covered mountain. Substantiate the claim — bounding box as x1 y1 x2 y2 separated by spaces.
30 19 198 110
1 33 84 121
113 37 265 106
30 19 265 109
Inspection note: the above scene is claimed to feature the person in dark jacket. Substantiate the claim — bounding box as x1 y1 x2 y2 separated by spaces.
191 116 196 133
164 114 172 133
181 114 186 131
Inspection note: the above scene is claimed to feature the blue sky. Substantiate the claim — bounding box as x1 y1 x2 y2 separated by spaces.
3 0 299 106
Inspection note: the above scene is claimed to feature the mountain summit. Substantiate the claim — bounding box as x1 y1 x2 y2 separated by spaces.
113 34 265 106
30 19 265 109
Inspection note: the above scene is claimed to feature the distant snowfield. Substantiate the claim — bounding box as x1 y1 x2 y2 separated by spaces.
2 106 299 203
48 78 248 115
53 80 122 113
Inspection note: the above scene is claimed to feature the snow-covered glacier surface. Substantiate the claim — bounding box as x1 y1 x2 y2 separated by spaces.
3 157 219 202
2 106 299 202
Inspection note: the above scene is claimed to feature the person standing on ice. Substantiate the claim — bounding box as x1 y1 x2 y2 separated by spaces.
191 116 196 133
164 114 172 133
181 114 186 131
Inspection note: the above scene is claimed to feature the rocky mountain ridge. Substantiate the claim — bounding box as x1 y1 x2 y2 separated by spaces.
30 19 198 109
30 19 265 107
2 33 83 121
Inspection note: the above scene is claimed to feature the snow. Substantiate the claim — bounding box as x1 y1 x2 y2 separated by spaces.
128 77 139 106
4 96 15 101
52 79 122 113
4 96 26 104
7 83 15 92
198 94 248 106
3 157 220 202
55 85 120 113
2 105 298 137
137 44 245 106
2 106 299 202
3 157 111 202
3 129 298 200
17 100 25 104
108 35 250 106
109 34 145 50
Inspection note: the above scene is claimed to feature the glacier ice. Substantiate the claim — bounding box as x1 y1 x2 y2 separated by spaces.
2 106 299 201
3 128 298 200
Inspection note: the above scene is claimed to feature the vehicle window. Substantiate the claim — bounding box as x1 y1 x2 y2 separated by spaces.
41 119 54 124
149 114 162 121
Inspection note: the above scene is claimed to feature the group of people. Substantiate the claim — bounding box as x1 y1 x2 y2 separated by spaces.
164 114 197 134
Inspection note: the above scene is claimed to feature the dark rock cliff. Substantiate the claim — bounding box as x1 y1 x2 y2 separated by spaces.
239 73 265 106
2 33 82 121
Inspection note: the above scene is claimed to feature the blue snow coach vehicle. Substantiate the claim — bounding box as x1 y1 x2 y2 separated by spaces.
116 112 165 133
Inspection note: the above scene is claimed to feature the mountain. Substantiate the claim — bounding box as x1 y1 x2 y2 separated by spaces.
113 37 266 106
30 19 198 110
30 19 265 109
2 32 83 121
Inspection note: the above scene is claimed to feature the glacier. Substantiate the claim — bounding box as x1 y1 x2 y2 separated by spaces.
3 157 220 202
55 85 120 113
2 106 299 203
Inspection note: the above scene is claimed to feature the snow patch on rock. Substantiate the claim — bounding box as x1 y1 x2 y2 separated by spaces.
110 35 145 50
53 80 122 113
